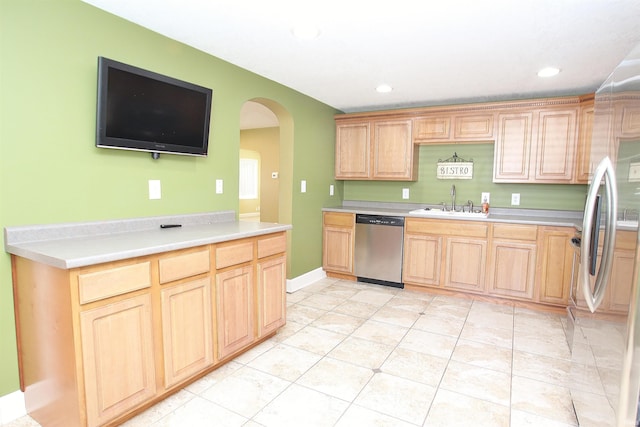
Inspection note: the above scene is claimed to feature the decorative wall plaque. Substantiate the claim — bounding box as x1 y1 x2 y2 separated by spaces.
436 152 473 179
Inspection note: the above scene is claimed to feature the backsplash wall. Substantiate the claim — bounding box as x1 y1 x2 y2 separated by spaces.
343 143 589 211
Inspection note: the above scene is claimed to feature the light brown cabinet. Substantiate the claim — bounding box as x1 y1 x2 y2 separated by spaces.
215 264 255 360
322 212 355 276
403 218 488 295
12 231 287 427
536 227 573 305
335 118 417 180
488 224 538 300
80 294 156 427
413 113 495 143
574 100 594 183
493 107 579 183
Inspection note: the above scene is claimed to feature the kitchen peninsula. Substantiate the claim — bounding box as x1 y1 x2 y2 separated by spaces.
5 211 291 427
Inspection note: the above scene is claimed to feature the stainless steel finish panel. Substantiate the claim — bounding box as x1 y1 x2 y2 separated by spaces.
354 221 404 284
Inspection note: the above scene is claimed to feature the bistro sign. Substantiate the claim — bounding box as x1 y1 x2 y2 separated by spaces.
436 152 474 179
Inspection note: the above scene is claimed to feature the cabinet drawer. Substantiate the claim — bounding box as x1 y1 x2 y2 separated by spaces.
405 219 488 238
413 116 451 141
258 233 286 259
216 240 254 269
79 262 151 304
492 224 537 241
323 212 354 228
159 248 210 284
454 114 494 140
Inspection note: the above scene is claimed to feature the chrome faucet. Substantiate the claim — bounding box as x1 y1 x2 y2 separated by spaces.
450 185 456 211
467 200 474 212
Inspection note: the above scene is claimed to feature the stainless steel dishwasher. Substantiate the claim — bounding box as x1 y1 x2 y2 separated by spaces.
354 214 405 288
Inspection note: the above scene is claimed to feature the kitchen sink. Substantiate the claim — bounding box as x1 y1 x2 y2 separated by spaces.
408 208 489 219
617 219 639 229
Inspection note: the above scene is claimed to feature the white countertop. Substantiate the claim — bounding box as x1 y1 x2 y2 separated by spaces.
4 211 291 269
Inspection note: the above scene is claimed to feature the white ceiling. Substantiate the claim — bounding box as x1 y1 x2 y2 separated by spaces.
84 0 640 116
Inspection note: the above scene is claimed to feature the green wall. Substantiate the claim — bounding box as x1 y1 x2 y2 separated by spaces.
0 1 338 396
344 143 589 210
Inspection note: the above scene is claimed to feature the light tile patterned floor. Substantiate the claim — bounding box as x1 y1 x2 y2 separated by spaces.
6 278 578 427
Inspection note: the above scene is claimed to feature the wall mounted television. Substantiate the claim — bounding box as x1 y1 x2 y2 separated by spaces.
96 56 212 158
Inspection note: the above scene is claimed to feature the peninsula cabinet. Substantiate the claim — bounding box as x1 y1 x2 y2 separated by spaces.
11 231 288 427
322 211 355 277
335 118 417 181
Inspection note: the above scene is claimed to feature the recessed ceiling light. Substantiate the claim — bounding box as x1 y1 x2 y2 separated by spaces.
291 24 321 40
537 67 560 78
376 84 393 93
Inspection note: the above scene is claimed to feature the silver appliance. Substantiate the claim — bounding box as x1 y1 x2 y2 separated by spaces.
567 42 640 427
354 214 404 288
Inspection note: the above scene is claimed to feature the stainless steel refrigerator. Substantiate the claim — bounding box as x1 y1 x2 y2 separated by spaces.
567 42 640 426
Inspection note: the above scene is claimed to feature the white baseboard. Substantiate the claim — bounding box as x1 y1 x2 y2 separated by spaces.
0 390 26 425
286 267 326 293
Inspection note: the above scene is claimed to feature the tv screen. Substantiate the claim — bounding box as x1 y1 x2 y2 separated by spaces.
96 57 212 157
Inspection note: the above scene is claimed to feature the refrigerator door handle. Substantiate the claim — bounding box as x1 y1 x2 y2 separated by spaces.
580 156 618 313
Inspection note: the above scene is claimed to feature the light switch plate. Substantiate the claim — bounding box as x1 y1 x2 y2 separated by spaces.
149 180 161 200
511 193 521 206
402 188 410 199
215 179 223 194
629 162 640 182
329 184 334 196
301 180 306 193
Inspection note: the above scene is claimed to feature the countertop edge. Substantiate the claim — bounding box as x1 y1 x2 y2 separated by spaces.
5 214 292 269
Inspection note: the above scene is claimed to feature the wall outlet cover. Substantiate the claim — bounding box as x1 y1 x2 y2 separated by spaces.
402 188 410 199
149 180 161 200
511 193 521 206
481 192 490 204
215 179 223 194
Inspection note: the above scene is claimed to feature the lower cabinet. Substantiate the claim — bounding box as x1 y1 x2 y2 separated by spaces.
488 224 538 300
215 265 255 360
443 237 487 293
12 231 287 427
80 294 157 427
322 212 355 275
402 233 442 286
536 227 573 305
160 277 214 388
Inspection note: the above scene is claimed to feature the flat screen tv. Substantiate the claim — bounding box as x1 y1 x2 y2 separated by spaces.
96 57 212 158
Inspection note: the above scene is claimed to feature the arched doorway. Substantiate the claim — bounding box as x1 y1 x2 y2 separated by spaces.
238 99 293 231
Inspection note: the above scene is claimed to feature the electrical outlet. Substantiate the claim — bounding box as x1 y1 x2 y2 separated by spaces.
402 188 410 199
149 180 161 200
481 192 490 204
216 179 223 194
511 193 521 206
329 184 334 196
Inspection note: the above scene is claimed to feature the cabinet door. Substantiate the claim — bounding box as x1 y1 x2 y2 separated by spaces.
371 119 415 180
534 109 578 182
80 294 156 427
335 122 370 179
257 255 287 337
488 240 537 300
402 233 442 286
216 265 255 360
537 227 573 305
493 112 534 182
413 116 451 141
453 113 495 140
161 277 213 388
604 250 635 313
574 102 594 183
443 237 487 293
322 225 354 274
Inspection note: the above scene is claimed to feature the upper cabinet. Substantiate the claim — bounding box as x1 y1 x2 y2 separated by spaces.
413 113 495 143
493 104 580 183
335 95 596 183
335 117 417 181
